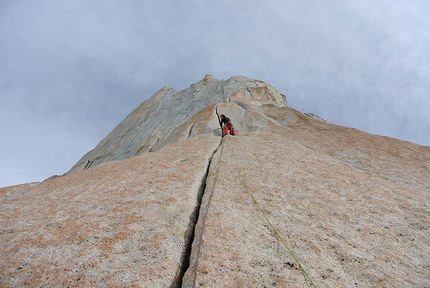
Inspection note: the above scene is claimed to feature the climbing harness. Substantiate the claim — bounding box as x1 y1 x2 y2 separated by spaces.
231 139 317 288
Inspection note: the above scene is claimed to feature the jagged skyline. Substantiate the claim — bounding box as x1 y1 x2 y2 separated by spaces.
1 1 430 187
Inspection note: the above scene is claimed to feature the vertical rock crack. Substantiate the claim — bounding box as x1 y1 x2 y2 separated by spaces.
170 138 222 288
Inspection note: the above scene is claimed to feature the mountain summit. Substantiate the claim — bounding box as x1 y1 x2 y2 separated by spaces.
69 75 287 172
1 75 429 287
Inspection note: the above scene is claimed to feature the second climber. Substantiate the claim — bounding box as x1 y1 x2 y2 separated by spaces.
219 114 237 136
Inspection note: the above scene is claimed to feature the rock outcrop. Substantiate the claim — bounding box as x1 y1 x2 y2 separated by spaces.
69 75 287 172
1 75 429 287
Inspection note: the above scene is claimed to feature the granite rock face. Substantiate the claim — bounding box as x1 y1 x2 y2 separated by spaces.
69 75 287 172
0 136 221 287
1 75 429 287
183 123 430 287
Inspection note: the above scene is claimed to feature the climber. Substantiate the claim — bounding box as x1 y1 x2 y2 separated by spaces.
219 114 237 136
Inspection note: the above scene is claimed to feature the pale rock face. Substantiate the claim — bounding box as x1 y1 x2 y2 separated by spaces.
0 136 221 287
69 75 287 172
184 122 430 287
1 75 429 287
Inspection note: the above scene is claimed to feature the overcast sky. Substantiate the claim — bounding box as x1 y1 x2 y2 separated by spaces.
1 1 429 187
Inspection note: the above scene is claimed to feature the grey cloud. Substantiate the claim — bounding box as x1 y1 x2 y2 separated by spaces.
1 1 429 187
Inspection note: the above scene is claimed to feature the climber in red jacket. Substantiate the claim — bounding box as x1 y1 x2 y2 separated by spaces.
219 114 236 136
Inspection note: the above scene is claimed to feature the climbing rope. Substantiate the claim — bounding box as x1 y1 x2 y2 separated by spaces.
231 139 317 288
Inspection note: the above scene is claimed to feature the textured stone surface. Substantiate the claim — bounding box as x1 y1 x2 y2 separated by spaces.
183 108 430 287
69 75 287 173
0 136 220 287
1 76 429 287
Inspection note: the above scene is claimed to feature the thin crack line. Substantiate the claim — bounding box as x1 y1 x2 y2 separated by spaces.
191 138 224 288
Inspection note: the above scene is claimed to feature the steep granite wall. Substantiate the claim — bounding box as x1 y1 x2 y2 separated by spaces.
1 75 429 287
69 75 287 172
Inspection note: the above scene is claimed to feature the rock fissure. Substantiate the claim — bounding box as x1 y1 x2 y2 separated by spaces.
83 160 93 169
148 137 160 153
186 123 195 140
172 137 222 288
215 105 222 130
